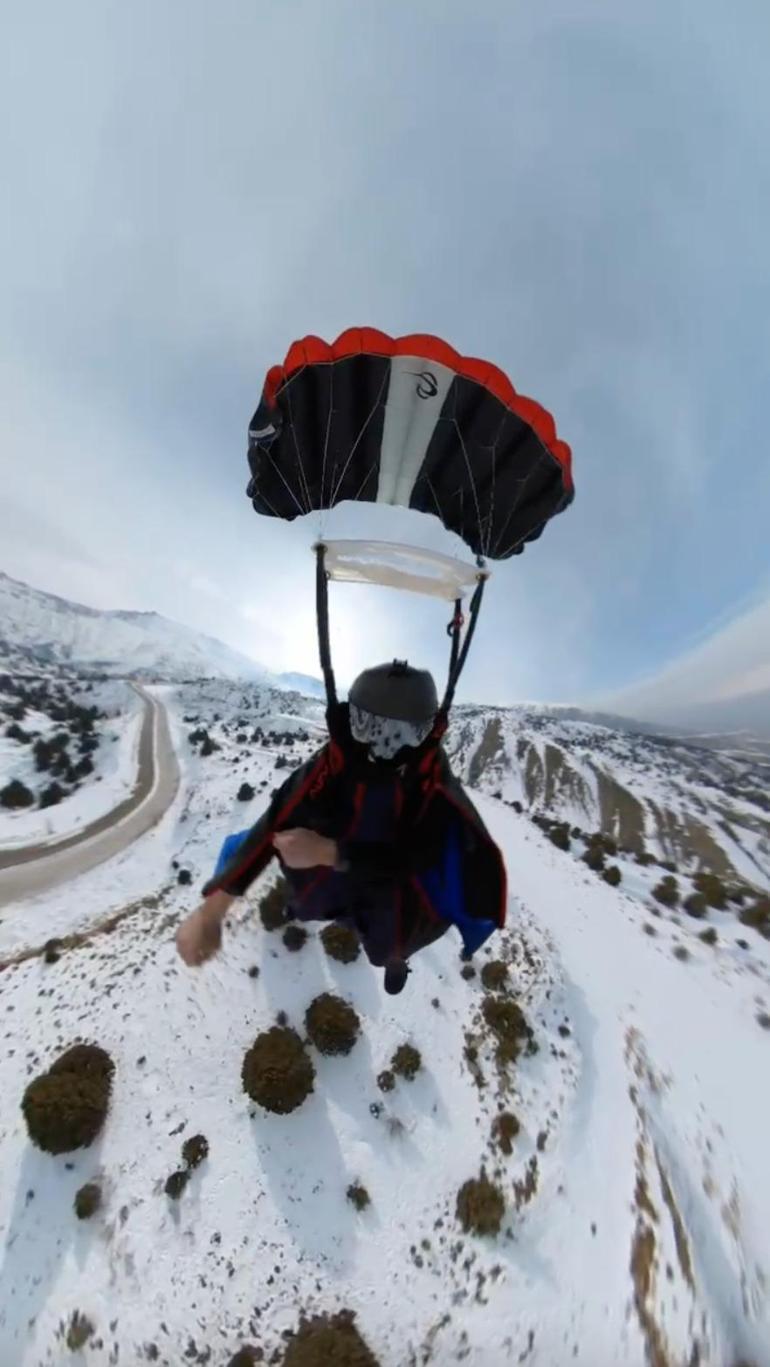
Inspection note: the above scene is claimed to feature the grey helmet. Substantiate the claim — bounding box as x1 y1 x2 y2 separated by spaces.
348 661 438 760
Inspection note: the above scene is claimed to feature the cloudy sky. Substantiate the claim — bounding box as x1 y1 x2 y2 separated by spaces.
2 0 768 716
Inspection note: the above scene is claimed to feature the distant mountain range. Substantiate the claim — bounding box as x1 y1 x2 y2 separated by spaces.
0 571 270 683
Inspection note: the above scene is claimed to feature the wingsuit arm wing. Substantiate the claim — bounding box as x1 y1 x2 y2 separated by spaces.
201 748 328 899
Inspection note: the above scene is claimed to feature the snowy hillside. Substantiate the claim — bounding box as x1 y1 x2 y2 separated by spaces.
0 572 268 682
0 677 143 848
447 704 770 888
0 681 768 1366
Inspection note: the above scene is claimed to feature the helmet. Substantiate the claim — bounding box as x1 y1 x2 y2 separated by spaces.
348 661 438 760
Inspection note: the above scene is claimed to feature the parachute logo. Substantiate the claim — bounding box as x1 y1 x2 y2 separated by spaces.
409 369 439 400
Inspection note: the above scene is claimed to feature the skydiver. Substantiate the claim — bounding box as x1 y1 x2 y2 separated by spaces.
175 661 506 994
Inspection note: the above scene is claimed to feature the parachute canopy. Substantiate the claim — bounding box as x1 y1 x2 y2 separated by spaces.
246 328 573 561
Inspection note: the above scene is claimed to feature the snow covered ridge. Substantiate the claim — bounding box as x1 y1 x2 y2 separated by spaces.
1 677 769 1364
447 704 770 888
0 571 268 682
0 676 144 847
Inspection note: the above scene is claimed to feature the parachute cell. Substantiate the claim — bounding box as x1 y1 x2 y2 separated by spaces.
246 327 573 561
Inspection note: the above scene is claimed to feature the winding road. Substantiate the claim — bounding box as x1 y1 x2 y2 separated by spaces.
0 686 180 909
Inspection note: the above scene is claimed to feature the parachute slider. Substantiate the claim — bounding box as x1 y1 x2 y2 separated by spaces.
314 539 489 603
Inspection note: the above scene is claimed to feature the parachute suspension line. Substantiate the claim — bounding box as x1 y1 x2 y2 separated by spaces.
438 566 487 719
315 543 338 710
329 367 390 507
281 365 313 515
446 598 464 684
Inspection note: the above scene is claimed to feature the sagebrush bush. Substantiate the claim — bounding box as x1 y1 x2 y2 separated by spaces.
305 994 360 1057
0 778 35 809
320 923 361 963
391 1043 422 1080
258 880 289 931
739 898 770 938
22 1044 114 1154
281 1310 379 1367
242 1027 315 1114
683 892 707 918
456 1174 505 1236
652 877 679 908
480 960 509 991
693 872 727 910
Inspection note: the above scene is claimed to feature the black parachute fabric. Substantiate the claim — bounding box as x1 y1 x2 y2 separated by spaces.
246 328 573 561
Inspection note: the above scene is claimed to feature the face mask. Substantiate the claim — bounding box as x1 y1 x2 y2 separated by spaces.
349 703 434 760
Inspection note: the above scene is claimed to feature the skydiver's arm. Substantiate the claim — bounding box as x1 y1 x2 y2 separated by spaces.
201 748 327 899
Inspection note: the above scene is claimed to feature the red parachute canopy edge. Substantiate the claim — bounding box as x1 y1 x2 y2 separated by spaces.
247 327 573 563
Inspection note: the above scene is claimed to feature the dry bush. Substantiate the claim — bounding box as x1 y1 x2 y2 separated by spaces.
242 1027 315 1114
320 923 361 963
22 1043 114 1154
391 1043 422 1080
305 994 360 1057
281 1310 379 1367
456 1174 505 1236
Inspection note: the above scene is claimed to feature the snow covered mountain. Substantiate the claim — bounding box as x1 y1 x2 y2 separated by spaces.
0 678 768 1366
0 571 268 682
446 703 770 886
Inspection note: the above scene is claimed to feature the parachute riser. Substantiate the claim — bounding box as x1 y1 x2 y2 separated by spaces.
314 541 486 732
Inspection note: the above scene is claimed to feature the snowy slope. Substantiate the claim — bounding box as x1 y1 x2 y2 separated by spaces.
447 704 770 887
0 572 268 681
0 684 769 1366
0 681 144 849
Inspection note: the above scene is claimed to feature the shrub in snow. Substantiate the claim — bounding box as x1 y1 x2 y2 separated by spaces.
165 1169 190 1199
200 735 220 757
582 846 605 873
74 1182 102 1219
66 1312 95 1352
5 721 30 743
460 963 477 980
282 1310 379 1367
673 945 690 962
0 779 35 809
22 1043 114 1154
242 1026 315 1114
492 1111 520 1155
320 922 361 963
43 937 64 964
683 892 707 918
177 868 192 886
390 1043 422 1080
480 959 509 991
39 782 66 808
237 781 255 802
739 897 770 938
602 865 622 887
376 1069 395 1092
652 877 679 908
305 994 360 1057
274 754 289 770
282 924 307 952
547 823 570 852
699 927 718 946
258 880 289 931
692 872 728 910
181 1134 209 1169
482 996 535 1065
33 737 54 771
456 1173 505 1236
346 1182 371 1211
227 1349 263 1367
635 850 657 866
